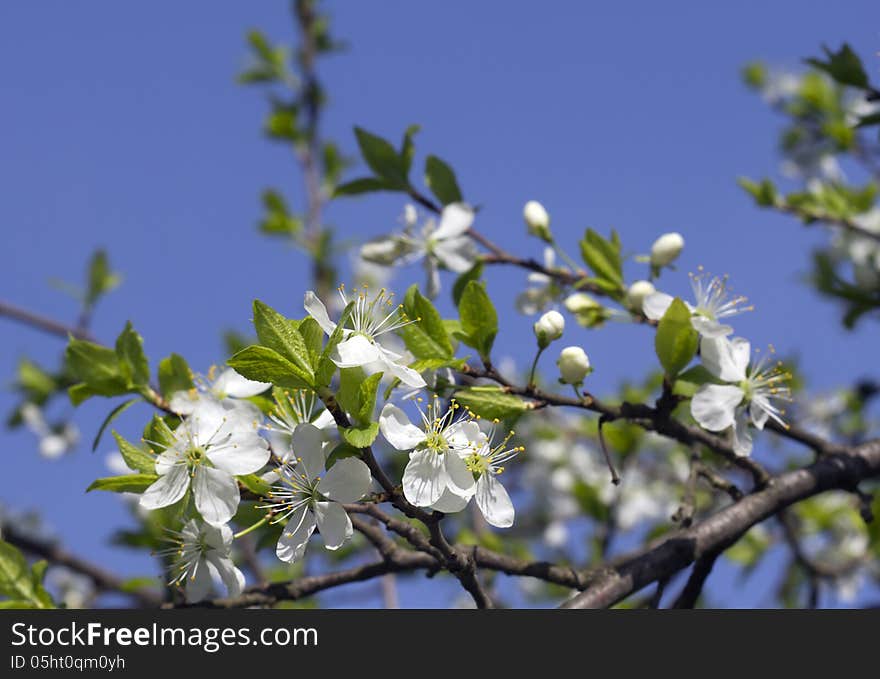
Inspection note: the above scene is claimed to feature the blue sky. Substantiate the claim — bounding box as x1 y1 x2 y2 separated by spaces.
1 1 878 607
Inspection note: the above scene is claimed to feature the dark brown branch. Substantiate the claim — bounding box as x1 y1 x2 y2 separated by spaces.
0 299 97 342
560 437 880 608
671 549 721 608
179 551 436 608
3 525 162 608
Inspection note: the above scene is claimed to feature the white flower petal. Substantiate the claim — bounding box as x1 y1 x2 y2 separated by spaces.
304 291 337 335
642 292 674 321
193 465 240 527
333 335 382 368
750 397 771 430
169 390 199 416
318 457 371 503
434 239 475 273
402 449 447 507
378 404 425 450
732 409 754 457
140 464 190 510
444 450 476 496
276 506 316 563
291 423 327 481
206 553 246 598
700 336 749 382
690 384 744 432
314 501 353 550
424 257 441 299
185 557 214 603
475 474 515 528
432 203 474 240
431 488 471 513
379 351 427 388
691 316 733 338
207 437 270 476
214 368 271 398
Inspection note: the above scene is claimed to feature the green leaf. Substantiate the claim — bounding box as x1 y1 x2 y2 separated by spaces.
112 431 156 474
316 302 354 387
0 540 54 609
356 372 383 424
425 155 463 205
400 124 420 173
158 353 194 397
806 43 869 89
453 388 529 421
297 317 324 370
85 249 120 307
252 300 314 381
457 280 498 360
342 422 380 448
579 229 624 289
673 365 722 398
65 336 128 400
353 127 409 187
654 298 698 377
333 177 400 197
143 414 177 449
228 345 313 389
738 177 778 207
92 398 137 452
87 474 158 494
337 367 366 415
400 285 453 359
452 261 483 306
114 322 150 388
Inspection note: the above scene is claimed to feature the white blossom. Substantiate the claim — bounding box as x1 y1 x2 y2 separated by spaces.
440 421 522 528
304 286 426 388
261 423 371 563
169 366 270 416
643 270 752 337
516 247 559 314
360 203 477 298
159 519 245 603
691 336 792 456
378 397 481 507
140 398 270 526
20 403 79 459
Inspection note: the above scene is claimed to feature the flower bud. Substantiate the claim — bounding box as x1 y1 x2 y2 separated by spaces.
650 232 684 269
533 310 565 348
557 346 591 385
626 280 656 311
523 200 552 243
564 292 600 314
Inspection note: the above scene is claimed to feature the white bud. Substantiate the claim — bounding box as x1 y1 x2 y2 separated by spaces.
650 232 684 268
557 346 591 385
533 310 565 347
523 200 552 242
626 280 656 310
563 293 601 313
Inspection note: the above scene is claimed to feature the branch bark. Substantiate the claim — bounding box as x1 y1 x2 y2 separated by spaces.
561 438 880 608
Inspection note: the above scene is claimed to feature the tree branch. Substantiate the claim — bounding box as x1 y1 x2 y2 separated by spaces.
2 524 162 608
560 437 880 608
